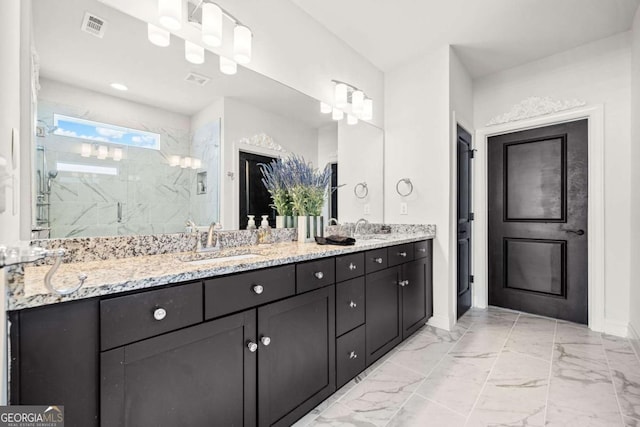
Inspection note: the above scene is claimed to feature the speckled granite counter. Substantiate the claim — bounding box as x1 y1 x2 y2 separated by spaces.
9 231 435 310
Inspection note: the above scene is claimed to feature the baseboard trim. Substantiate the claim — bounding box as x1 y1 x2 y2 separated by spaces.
602 319 629 338
427 314 451 331
628 322 640 359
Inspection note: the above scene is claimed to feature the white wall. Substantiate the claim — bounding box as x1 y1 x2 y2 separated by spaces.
629 10 640 338
317 123 337 221
384 46 454 329
474 32 632 331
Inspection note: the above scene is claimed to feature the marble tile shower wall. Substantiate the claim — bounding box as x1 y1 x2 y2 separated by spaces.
190 119 221 226
38 99 219 238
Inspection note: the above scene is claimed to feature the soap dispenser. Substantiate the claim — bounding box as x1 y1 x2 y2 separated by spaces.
258 215 272 244
247 215 256 231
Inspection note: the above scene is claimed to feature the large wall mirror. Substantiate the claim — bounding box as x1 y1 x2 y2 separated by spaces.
28 0 384 238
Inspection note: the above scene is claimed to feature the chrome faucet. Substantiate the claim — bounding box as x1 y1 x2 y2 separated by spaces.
328 218 340 226
354 218 369 236
206 222 220 250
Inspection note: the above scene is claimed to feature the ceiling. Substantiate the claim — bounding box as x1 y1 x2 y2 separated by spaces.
290 0 640 77
33 0 333 128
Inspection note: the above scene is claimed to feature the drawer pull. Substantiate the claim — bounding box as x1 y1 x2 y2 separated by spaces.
417 248 427 253
153 307 167 321
373 257 383 264
398 251 407 257
247 341 258 352
349 351 358 359
314 271 324 280
349 301 357 309
261 336 271 346
349 262 357 271
252 285 264 294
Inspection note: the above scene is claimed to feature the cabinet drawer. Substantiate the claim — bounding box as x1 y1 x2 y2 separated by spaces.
336 252 365 282
365 248 388 274
100 282 202 351
296 258 335 293
204 265 295 320
336 277 365 336
336 325 366 388
414 240 432 259
388 243 415 266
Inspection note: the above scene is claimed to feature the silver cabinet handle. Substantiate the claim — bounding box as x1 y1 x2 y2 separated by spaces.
398 252 407 257
349 262 357 271
399 280 409 287
261 336 271 346
247 341 258 352
314 271 324 279
153 307 167 321
417 248 426 253
349 301 357 309
252 285 264 294
349 351 358 359
373 257 383 264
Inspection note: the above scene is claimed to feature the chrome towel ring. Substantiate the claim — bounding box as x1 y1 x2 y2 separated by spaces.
354 182 368 199
396 178 413 197
44 248 88 295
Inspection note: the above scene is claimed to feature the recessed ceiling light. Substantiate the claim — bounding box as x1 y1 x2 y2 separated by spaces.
110 83 128 91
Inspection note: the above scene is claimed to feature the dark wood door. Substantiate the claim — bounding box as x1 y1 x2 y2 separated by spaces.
239 151 276 229
101 310 257 427
257 286 335 427
488 120 588 324
330 162 338 220
401 257 431 339
457 125 473 318
365 267 401 366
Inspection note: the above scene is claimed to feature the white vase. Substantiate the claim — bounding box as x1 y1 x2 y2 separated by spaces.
297 216 324 243
275 216 285 229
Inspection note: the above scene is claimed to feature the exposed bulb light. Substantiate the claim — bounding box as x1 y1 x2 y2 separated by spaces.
233 25 252 64
97 145 108 160
332 108 344 121
169 155 181 167
148 23 170 47
185 40 205 64
320 102 332 114
113 148 123 161
110 82 128 91
362 98 373 120
192 158 202 169
335 83 348 108
220 56 237 75
81 143 92 158
158 0 182 30
202 2 222 47
347 114 358 125
352 90 364 115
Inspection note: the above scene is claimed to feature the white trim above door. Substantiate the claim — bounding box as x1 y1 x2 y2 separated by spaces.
473 105 605 332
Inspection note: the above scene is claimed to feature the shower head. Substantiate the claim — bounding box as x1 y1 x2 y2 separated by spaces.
48 170 58 178
46 170 58 194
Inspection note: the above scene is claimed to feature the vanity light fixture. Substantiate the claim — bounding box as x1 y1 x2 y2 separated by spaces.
332 108 344 121
330 80 373 121
110 82 128 91
347 114 358 125
148 23 170 47
334 83 348 109
351 90 364 115
201 2 222 47
158 0 182 30
233 25 252 64
185 40 205 64
320 102 332 114
219 56 237 75
80 143 92 158
97 145 108 160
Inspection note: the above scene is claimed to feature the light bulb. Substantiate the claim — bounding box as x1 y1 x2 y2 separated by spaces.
347 114 358 125
233 25 252 64
202 3 222 47
158 0 182 30
332 108 344 121
352 90 364 115
362 98 373 120
320 102 332 114
220 56 237 75
185 40 205 64
335 83 347 108
148 23 170 47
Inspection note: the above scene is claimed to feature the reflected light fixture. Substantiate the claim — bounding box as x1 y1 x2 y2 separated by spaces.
329 80 373 121
185 40 205 64
97 145 108 160
148 23 170 47
113 148 123 162
180 157 192 168
347 114 358 125
81 143 92 158
192 158 202 169
169 155 181 167
158 0 182 30
202 2 222 47
220 56 237 75
332 108 344 121
233 25 252 64
320 102 332 114
351 90 364 115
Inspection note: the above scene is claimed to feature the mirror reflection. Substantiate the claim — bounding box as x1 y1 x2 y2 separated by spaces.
30 0 383 239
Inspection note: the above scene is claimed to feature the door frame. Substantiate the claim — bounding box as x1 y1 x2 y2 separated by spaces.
474 105 605 332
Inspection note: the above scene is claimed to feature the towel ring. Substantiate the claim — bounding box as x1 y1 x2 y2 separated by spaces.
354 182 368 199
396 178 413 197
44 248 88 295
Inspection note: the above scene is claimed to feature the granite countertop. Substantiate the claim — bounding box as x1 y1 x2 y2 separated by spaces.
9 232 435 310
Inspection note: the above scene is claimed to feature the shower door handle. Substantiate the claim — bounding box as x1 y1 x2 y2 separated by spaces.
117 202 122 223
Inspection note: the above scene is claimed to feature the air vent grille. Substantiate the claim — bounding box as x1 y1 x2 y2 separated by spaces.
81 12 107 38
185 72 211 86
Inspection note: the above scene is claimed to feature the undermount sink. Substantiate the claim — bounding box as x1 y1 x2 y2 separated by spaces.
179 253 262 265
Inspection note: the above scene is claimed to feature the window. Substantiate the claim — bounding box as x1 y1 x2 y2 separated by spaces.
53 114 160 150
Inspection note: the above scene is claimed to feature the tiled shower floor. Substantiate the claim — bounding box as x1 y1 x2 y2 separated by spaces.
293 307 640 427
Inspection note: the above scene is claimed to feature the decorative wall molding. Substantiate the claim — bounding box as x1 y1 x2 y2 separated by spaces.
486 97 587 126
238 133 288 153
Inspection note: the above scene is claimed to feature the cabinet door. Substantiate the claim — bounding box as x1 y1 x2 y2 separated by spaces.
101 310 256 427
258 286 335 427
401 257 432 339
365 267 401 366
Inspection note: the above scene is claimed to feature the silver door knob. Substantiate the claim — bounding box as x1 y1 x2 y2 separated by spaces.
398 252 407 257
374 257 383 264
349 301 357 309
153 307 167 321
349 263 357 271
252 285 264 294
261 336 271 346
314 271 324 279
247 341 258 352
349 351 357 359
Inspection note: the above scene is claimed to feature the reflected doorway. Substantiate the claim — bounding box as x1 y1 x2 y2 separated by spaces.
239 151 277 229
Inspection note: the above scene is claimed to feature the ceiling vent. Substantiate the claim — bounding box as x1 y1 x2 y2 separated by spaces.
185 72 211 86
81 12 107 38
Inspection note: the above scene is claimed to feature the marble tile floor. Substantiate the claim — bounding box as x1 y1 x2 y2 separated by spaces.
292 307 640 427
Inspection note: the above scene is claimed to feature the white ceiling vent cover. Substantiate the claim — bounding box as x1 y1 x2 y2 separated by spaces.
81 12 107 38
185 72 211 86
